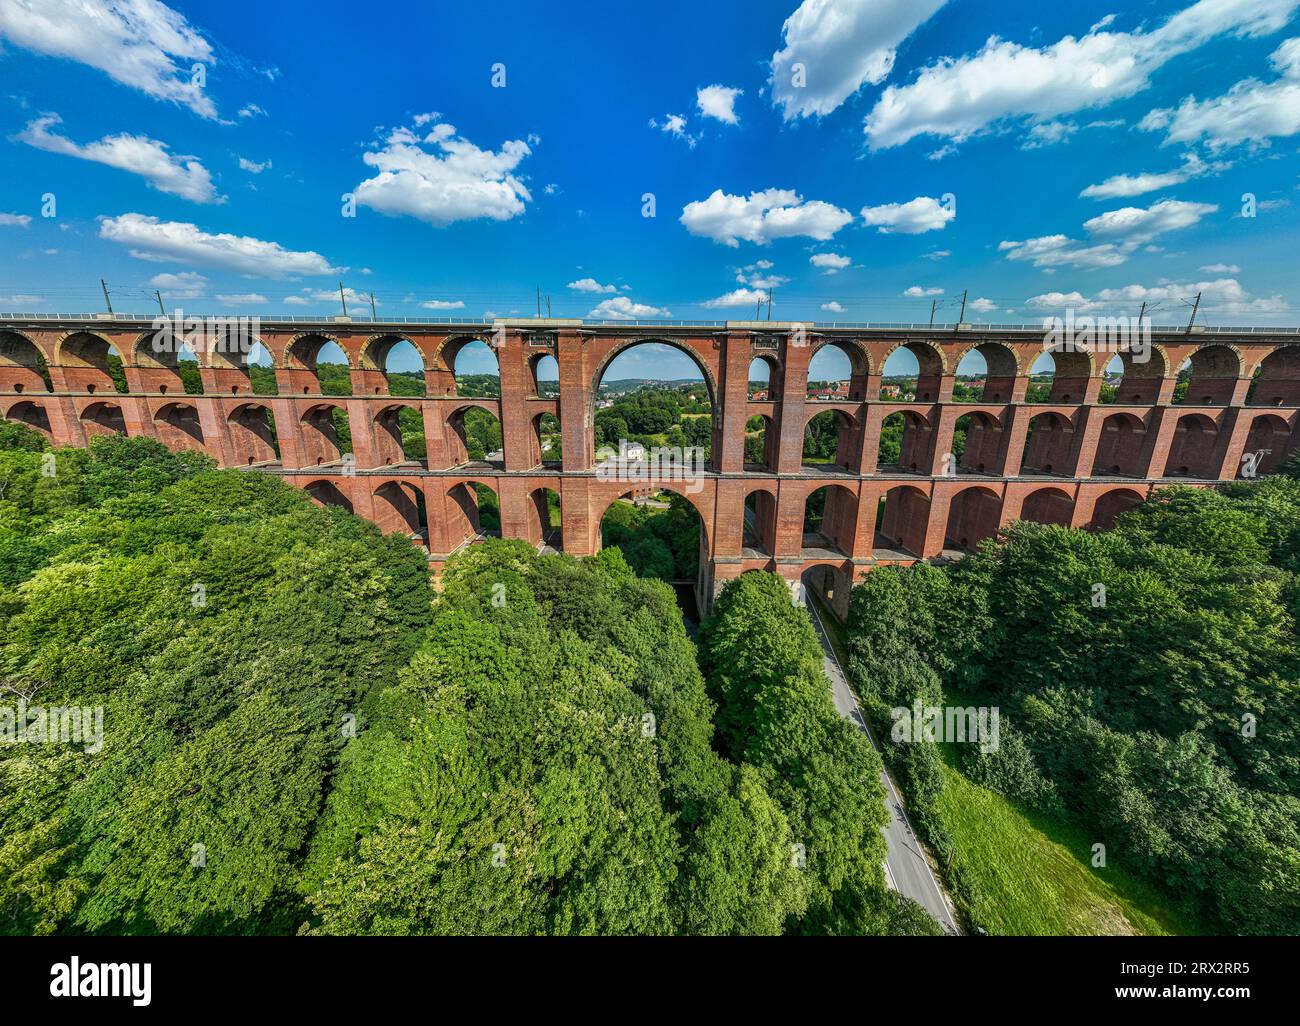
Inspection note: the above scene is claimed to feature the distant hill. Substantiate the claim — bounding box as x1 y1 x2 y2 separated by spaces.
599 378 702 395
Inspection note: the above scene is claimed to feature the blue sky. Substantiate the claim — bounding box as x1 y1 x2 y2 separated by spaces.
1 0 1298 379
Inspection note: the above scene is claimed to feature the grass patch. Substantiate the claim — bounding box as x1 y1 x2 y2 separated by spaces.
933 747 1203 936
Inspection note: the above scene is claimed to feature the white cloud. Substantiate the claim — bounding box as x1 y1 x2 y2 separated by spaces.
286 287 371 308
864 0 1300 149
969 297 998 312
98 213 340 277
736 262 789 289
149 270 206 297
904 285 944 296
238 104 266 119
927 144 958 161
17 114 221 203
1079 152 1229 199
649 113 698 147
216 292 267 304
1026 277 1286 315
922 249 950 260
588 296 672 319
1201 262 1240 273
821 301 846 313
703 287 769 308
811 252 851 272
353 117 533 227
770 0 948 119
697 84 743 124
0 212 32 227
680 188 852 246
1026 290 1099 310
420 299 465 310
1022 120 1077 149
1083 199 1218 243
0 0 218 117
861 195 954 234
1000 199 1217 269
1096 277 1286 312
567 277 617 293
0 294 43 306
238 156 271 174
1140 36 1300 151
999 235 1131 270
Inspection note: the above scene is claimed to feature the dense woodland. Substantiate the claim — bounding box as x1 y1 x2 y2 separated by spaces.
5 388 1298 934
0 424 930 935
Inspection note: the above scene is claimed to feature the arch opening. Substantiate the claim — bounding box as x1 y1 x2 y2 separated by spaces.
878 410 931 472
299 403 352 466
1089 488 1144 530
1177 345 1240 406
374 403 427 466
372 480 427 542
1020 487 1075 527
0 331 52 393
743 486 777 556
61 333 128 394
745 412 776 471
1093 412 1146 477
593 340 714 471
530 353 558 397
800 563 853 623
530 411 561 467
153 402 205 452
883 342 943 402
1021 412 1076 476
954 411 1002 474
748 354 779 400
79 401 126 437
528 486 562 551
944 486 1002 552
1247 346 1300 407
1241 414 1293 477
807 341 866 401
439 338 500 399
599 487 705 584
365 336 426 397
876 485 930 557
803 483 857 557
1162 413 1220 478
2 399 53 440
448 405 503 465
954 343 1018 403
227 403 279 465
305 479 354 514
803 408 856 470
1101 348 1166 405
446 480 501 549
1027 349 1091 404
286 334 352 396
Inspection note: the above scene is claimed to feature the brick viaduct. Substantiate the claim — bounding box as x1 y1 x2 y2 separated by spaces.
3 315 1298 617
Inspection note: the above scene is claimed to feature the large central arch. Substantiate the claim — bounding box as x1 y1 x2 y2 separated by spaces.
590 338 718 471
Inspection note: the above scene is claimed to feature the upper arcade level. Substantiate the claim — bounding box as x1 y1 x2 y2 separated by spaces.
2 314 1299 480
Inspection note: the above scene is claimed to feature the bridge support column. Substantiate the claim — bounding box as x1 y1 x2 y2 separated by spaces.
999 405 1031 476
774 338 811 474
717 331 753 473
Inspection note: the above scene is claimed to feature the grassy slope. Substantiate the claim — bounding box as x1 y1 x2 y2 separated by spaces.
933 749 1201 936
809 595 1199 936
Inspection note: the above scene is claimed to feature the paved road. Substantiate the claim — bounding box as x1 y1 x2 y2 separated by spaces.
805 598 960 935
